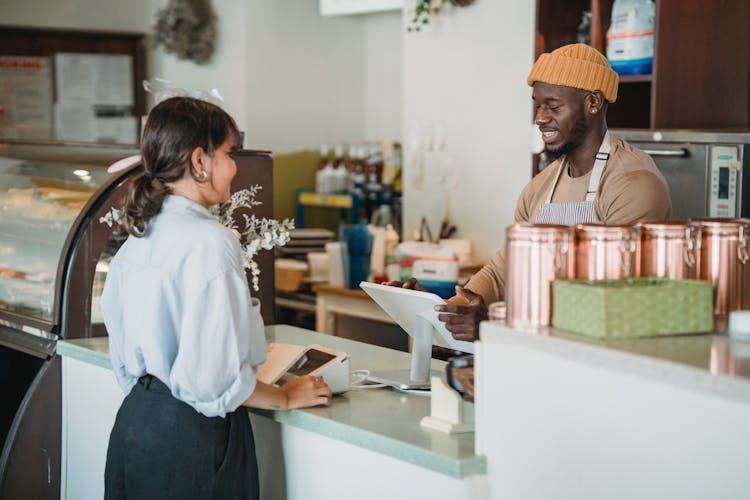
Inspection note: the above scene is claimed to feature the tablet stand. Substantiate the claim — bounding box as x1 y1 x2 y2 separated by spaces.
367 314 443 391
420 376 475 434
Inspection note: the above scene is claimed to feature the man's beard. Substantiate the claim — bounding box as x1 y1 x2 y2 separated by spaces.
544 115 588 162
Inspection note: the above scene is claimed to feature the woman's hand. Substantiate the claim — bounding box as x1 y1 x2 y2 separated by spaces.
434 286 487 342
244 376 331 410
280 375 332 410
382 277 426 291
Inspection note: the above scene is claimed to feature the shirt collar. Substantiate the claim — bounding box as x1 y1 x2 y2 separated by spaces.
161 194 214 220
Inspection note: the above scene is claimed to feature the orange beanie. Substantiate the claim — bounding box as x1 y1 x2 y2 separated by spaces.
527 43 619 103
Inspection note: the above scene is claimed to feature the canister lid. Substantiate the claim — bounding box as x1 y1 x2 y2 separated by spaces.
574 223 637 241
690 218 746 236
638 220 690 238
506 223 572 242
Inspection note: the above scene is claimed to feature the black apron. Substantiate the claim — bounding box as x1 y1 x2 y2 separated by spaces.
105 375 259 500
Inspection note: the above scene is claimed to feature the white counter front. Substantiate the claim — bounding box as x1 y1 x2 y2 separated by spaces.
475 322 750 500
57 325 485 500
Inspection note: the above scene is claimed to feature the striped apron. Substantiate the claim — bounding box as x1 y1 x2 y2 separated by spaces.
535 131 612 225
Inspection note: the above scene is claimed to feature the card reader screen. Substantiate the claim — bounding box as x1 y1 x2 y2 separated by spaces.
287 348 336 376
718 166 729 199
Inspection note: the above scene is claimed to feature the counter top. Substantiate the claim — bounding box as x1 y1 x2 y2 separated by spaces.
56 325 485 479
481 322 750 405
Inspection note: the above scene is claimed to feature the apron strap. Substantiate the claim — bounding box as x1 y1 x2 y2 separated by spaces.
543 130 612 205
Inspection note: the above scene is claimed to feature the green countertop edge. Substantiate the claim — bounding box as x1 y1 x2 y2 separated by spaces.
57 338 112 370
56 337 485 479
255 408 486 478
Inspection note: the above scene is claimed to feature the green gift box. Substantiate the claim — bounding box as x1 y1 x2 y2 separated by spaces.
552 278 714 339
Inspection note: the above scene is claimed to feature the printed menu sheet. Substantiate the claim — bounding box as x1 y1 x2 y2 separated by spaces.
53 53 137 144
0 56 54 140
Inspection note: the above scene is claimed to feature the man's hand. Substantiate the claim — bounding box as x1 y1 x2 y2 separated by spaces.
434 286 487 342
382 277 426 291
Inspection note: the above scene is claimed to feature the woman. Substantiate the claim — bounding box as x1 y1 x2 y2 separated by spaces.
100 96 331 499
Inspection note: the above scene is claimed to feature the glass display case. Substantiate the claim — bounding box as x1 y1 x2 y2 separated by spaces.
0 142 139 344
0 150 112 322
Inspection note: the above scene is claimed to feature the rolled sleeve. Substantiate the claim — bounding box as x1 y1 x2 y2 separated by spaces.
169 269 265 418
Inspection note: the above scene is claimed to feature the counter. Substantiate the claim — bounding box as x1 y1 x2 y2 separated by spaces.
476 322 750 500
57 325 485 500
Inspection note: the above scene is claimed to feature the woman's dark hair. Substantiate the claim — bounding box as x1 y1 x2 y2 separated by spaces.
123 96 241 236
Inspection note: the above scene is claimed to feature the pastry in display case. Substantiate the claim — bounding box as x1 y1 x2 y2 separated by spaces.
0 140 275 500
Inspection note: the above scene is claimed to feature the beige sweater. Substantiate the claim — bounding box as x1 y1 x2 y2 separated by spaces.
463 135 671 305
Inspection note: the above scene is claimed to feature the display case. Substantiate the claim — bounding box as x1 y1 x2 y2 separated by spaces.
0 140 275 500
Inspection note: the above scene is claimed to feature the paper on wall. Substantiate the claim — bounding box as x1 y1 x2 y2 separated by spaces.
53 53 136 144
0 56 54 139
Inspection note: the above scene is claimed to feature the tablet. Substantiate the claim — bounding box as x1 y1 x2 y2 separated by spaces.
359 281 474 354
256 343 307 384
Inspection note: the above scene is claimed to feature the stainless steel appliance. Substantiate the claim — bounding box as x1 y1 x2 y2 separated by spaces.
613 130 750 220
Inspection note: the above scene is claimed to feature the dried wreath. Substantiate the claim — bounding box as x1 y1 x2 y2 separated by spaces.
154 0 217 64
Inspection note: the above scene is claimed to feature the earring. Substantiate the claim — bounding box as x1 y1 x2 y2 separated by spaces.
197 170 208 181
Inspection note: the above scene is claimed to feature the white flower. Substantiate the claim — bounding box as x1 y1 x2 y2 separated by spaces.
101 186 291 292
211 186 294 291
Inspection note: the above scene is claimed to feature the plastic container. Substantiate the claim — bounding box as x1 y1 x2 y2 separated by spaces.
606 0 655 75
394 241 458 298
339 224 373 289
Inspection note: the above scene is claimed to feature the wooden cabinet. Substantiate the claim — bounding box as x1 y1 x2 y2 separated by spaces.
535 0 750 129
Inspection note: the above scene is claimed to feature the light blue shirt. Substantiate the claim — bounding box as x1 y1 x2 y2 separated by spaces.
101 194 266 418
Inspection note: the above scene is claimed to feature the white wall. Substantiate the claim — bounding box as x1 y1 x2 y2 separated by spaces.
364 10 403 142
1 0 402 154
244 0 366 152
401 1 535 262
244 2 401 152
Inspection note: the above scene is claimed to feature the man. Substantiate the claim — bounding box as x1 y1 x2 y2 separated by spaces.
397 43 672 342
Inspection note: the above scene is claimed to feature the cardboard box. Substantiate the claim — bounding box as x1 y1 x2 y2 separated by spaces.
275 259 308 292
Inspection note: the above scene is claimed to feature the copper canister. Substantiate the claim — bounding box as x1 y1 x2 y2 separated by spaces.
574 224 639 280
741 219 750 310
505 224 574 328
692 218 750 319
638 221 700 279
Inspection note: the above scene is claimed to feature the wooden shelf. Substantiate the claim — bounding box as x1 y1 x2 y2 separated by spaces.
534 0 750 130
618 73 653 84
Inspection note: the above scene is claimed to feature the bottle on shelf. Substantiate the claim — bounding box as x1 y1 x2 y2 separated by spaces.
315 144 332 193
332 144 349 193
384 223 400 281
349 144 366 200
365 142 383 201
382 141 402 194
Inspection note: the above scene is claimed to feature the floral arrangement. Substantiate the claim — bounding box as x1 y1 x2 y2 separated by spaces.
100 186 293 291
407 0 476 32
209 187 294 291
